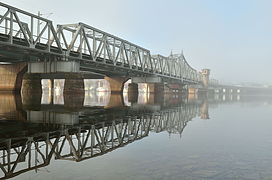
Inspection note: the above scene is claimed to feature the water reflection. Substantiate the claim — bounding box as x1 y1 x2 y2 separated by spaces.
0 93 25 122
84 91 111 107
0 90 271 179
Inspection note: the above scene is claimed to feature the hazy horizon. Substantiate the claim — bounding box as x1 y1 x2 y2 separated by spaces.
1 0 271 84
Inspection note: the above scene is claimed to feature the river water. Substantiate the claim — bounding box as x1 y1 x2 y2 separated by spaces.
0 90 272 180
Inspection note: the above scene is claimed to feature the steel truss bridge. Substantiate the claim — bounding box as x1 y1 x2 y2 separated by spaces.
0 104 198 179
0 2 201 84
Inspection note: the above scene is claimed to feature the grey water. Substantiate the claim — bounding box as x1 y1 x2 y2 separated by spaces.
1 91 272 180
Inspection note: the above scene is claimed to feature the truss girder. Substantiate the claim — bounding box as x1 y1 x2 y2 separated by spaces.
0 2 204 84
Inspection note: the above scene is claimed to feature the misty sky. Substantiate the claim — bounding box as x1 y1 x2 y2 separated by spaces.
1 0 271 84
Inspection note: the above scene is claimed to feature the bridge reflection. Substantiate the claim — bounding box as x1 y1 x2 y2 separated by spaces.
0 91 269 179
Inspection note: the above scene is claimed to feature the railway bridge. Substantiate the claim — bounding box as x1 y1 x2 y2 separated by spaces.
0 2 209 96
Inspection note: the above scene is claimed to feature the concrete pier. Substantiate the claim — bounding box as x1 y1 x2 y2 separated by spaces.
63 74 85 94
128 83 138 103
21 73 42 110
0 63 27 92
21 73 42 94
63 74 85 110
105 77 128 93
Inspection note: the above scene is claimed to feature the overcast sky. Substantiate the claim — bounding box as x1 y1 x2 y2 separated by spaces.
1 0 271 84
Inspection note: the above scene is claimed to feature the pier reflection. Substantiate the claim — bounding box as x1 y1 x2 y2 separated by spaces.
0 90 270 179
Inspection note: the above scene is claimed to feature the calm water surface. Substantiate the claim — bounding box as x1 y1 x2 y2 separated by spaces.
1 91 272 180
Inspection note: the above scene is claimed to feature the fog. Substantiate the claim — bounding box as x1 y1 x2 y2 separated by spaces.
2 0 271 85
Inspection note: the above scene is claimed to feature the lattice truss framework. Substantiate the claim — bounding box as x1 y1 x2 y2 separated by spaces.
0 104 199 179
0 2 202 83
